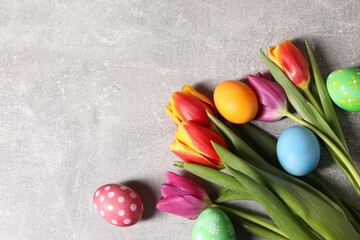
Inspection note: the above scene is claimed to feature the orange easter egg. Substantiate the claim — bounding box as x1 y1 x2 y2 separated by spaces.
213 80 258 124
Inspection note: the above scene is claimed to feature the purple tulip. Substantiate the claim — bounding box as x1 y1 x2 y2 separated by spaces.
248 73 288 122
156 172 211 220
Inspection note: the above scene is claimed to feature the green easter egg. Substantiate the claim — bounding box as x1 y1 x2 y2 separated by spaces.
326 68 360 112
192 208 235 240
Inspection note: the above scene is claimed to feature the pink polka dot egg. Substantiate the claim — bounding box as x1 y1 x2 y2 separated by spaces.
93 183 143 227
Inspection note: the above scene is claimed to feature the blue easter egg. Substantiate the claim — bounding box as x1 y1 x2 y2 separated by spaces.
277 126 320 176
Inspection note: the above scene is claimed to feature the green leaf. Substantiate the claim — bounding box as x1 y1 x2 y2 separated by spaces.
238 123 279 166
305 173 360 232
306 102 352 161
227 167 319 240
213 140 346 214
215 187 253 202
214 144 358 239
174 161 250 197
341 200 360 223
237 219 290 240
305 40 349 152
206 111 266 168
327 147 360 194
218 206 290 240
264 171 358 240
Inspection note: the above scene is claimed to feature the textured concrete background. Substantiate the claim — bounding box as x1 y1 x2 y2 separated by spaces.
1 0 360 239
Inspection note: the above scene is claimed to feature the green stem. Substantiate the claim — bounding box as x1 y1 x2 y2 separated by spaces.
285 112 360 195
212 203 289 239
303 87 325 117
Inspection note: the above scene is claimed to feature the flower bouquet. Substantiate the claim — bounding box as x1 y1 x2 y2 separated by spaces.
157 40 360 239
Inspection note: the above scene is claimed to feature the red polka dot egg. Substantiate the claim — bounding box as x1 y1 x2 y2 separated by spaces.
93 183 143 227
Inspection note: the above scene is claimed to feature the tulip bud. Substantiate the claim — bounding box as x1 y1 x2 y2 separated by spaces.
170 122 226 169
248 73 288 122
268 40 310 90
156 172 212 220
166 84 216 128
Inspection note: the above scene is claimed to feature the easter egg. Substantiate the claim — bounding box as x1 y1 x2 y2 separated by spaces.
93 183 143 227
192 208 235 240
326 68 360 112
276 126 320 176
214 80 258 124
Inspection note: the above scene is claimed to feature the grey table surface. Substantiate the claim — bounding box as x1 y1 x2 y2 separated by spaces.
1 0 360 239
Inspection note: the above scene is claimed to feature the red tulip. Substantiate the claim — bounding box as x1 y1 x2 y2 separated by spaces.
166 84 216 128
170 122 226 169
268 40 310 90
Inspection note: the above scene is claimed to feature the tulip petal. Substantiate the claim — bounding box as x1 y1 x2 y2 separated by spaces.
156 194 207 219
172 92 213 127
180 123 226 160
248 74 288 122
181 84 216 115
278 41 310 87
165 96 183 125
268 45 282 69
256 105 285 122
170 140 223 169
268 40 310 90
161 184 189 198
164 172 209 198
248 74 287 110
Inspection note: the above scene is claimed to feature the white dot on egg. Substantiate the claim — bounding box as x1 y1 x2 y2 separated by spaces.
195 232 202 240
111 219 118 225
118 210 125 216
100 196 105 202
120 186 127 190
354 80 357 84
108 205 114 211
130 204 137 211
100 210 105 216
95 191 100 197
118 196 124 203
341 86 345 90
104 186 111 191
123 219 131 225
348 99 352 102
130 193 136 199
108 192 115 198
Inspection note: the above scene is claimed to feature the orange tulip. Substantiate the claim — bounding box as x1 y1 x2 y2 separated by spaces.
170 122 226 169
166 84 216 128
268 40 310 90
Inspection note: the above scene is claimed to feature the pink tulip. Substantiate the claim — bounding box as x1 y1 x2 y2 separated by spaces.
156 172 211 220
248 73 288 122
